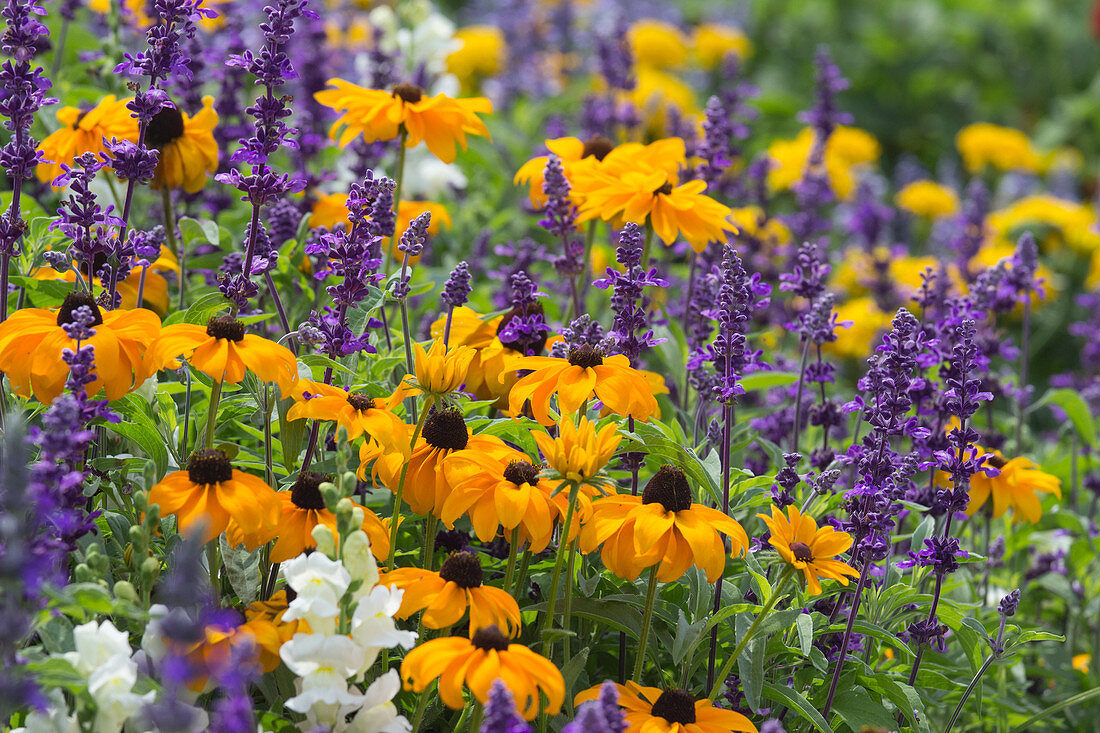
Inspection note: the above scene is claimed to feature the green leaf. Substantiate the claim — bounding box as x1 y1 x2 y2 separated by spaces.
1029 387 1098 449
1009 687 1100 731
165 291 229 326
560 648 590 701
831 685 898 731
796 613 814 656
1011 630 1064 645
671 609 708 666
736 614 764 712
761 683 830 733
739 371 799 392
220 536 262 606
104 421 168 479
38 615 74 654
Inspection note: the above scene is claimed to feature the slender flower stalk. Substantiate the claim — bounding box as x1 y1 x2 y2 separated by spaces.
944 590 1020 732
632 566 660 680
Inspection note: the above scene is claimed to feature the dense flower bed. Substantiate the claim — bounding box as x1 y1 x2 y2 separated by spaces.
1 1 1098 732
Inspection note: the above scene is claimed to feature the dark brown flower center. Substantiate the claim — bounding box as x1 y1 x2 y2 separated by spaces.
392 83 424 104
187 449 233 485
650 689 696 725
347 392 375 412
641 464 693 514
73 108 90 129
145 105 185 148
422 407 469 451
470 625 509 651
582 135 614 161
567 343 604 369
503 460 540 487
206 315 245 342
56 291 104 328
438 551 483 588
497 302 548 355
987 454 1007 470
290 471 330 511
654 182 673 196
789 541 814 563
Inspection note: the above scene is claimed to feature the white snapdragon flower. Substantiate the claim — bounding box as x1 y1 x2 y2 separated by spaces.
351 585 417 675
347 671 410 733
282 633 368 727
342 529 380 595
402 147 467 200
63 620 131 677
10 691 78 733
87 657 154 733
282 552 351 625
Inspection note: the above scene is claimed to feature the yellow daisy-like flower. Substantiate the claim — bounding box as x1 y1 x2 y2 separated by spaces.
533 416 621 485
148 449 281 545
956 122 1041 174
36 96 138 184
446 25 506 87
148 96 219 193
692 23 752 68
381 552 522 635
0 292 160 404
508 344 662 426
895 180 959 219
965 449 1061 523
627 66 697 134
513 135 613 207
628 19 688 69
400 625 564 720
580 465 749 582
408 338 476 398
766 126 880 201
576 682 757 733
287 379 411 455
576 164 733 251
986 194 1100 254
756 504 860 596
441 449 567 552
253 471 391 563
241 589 307 673
374 407 512 517
315 80 492 164
149 315 299 392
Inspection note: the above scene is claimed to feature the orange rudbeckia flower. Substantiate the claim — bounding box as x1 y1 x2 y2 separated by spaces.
287 379 411 454
0 292 159 403
757 504 860 596
315 80 491 164
36 95 138 184
508 344 663 425
575 682 757 733
964 449 1062 523
148 449 280 545
148 96 219 193
149 314 298 392
380 551 521 635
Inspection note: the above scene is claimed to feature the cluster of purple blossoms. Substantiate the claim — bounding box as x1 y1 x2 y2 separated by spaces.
497 270 550 356
393 211 431 299
540 154 584 287
594 222 668 361
846 178 894 251
52 152 123 295
217 0 316 309
704 243 771 405
844 309 931 563
303 175 390 358
948 179 990 281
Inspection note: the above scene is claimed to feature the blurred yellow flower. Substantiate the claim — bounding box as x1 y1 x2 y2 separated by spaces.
823 296 886 360
1073 654 1090 674
767 126 879 200
628 19 688 69
956 123 1040 173
37 96 138 184
987 195 1100 254
970 242 1057 308
895 180 958 219
692 23 752 68
149 97 219 193
447 26 506 86
832 248 946 300
628 66 697 133
729 206 790 249
965 449 1061 523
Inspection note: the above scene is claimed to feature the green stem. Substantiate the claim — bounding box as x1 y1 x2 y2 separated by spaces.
205 540 221 600
386 395 435 569
631 565 660 681
562 538 578 665
422 514 438 571
707 567 794 700
944 654 997 732
410 681 434 732
203 379 224 450
512 547 532 603
384 129 409 275
539 480 580 657
503 527 520 595
640 222 655 270
161 188 184 313
467 700 483 733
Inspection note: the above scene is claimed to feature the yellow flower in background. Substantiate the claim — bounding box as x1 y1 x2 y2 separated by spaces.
767 126 880 200
628 66 697 132
315 80 491 163
823 296 884 360
728 207 791 249
757 504 860 596
692 23 752 68
895 180 959 219
832 247 947 300
965 449 1061 524
956 123 1041 173
88 0 150 27
628 19 688 69
393 200 452 262
1088 250 1100 290
1073 654 1090 674
37 96 138 184
986 195 1100 254
534 416 621 485
149 97 219 193
447 25 506 85
513 135 614 206
970 242 1057 307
